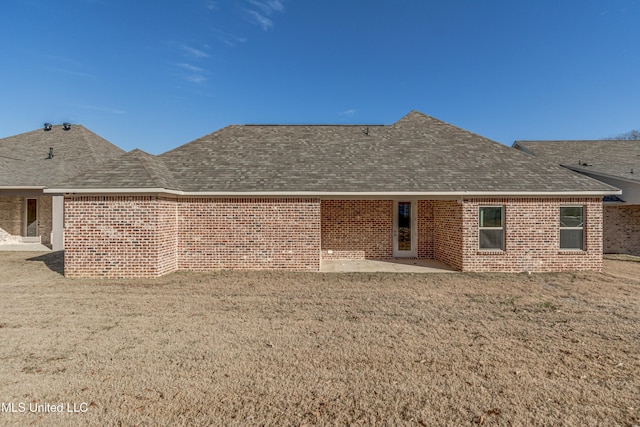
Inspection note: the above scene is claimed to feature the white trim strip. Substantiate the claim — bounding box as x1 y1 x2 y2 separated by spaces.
43 188 622 197
0 186 45 190
44 188 183 195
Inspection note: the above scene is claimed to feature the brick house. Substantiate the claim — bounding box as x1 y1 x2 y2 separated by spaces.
45 111 619 277
0 124 124 249
514 140 640 256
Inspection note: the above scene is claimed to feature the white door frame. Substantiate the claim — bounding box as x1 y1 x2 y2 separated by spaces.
393 200 417 257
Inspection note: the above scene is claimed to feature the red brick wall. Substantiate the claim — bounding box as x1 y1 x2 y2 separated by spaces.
321 200 435 260
63 195 604 277
603 205 640 255
37 196 53 245
433 200 464 270
64 196 178 278
0 196 23 243
418 200 435 259
320 200 392 259
157 198 179 275
178 198 320 270
460 198 602 272
65 196 320 277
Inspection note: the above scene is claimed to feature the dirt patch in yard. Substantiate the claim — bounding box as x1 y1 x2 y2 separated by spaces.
0 251 638 426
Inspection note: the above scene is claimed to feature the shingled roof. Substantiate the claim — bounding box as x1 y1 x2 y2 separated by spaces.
514 140 640 183
0 124 125 187
47 111 619 195
54 149 179 191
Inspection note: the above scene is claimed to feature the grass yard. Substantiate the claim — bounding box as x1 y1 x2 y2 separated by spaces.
0 251 638 426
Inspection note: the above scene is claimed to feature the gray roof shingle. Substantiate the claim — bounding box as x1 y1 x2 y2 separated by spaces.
52 149 179 190
47 112 618 195
514 140 640 183
0 125 125 187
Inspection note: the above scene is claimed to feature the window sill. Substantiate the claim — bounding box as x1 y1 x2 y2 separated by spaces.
477 250 505 255
558 249 586 254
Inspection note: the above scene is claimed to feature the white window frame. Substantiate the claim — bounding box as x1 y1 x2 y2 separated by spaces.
478 205 505 251
559 205 585 251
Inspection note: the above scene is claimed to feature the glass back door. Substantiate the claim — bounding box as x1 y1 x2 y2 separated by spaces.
393 201 417 257
26 199 38 237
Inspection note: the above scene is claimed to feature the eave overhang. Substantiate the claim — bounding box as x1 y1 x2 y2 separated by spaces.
43 188 622 198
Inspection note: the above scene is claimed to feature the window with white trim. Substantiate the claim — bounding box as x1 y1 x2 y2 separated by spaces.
560 206 584 250
479 206 504 250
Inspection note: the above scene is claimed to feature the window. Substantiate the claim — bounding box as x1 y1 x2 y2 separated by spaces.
560 206 584 250
479 206 504 250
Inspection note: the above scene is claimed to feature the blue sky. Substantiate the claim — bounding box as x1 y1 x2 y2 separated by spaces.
1 0 639 154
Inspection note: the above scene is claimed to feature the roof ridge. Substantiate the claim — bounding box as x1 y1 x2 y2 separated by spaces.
73 125 127 162
242 123 386 127
75 126 101 164
131 149 163 184
391 110 431 127
131 149 180 190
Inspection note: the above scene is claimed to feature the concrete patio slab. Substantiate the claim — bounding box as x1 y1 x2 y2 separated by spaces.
0 243 52 252
320 259 457 273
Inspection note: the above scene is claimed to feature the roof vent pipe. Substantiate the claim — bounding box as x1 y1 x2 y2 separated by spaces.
63 123 71 131
44 123 52 131
47 147 54 159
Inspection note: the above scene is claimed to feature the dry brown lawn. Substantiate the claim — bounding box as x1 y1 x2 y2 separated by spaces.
0 251 638 426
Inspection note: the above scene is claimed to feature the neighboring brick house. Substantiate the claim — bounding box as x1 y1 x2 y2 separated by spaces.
0 124 125 249
42 111 620 277
514 140 640 256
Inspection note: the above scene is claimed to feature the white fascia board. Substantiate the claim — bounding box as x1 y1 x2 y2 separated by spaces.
44 188 183 195
0 186 45 190
43 188 622 197
179 191 622 197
